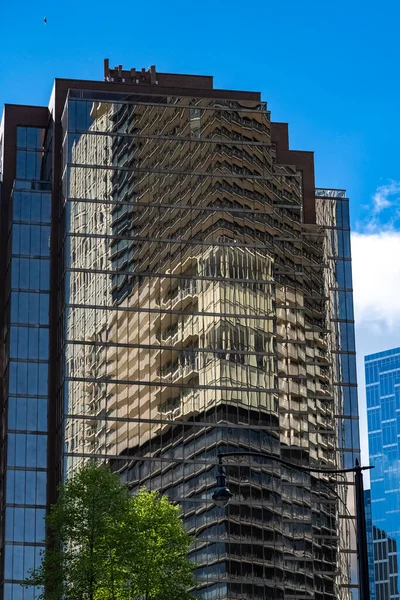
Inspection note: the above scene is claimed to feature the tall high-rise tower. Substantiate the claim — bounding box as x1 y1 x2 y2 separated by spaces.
365 348 400 600
0 61 360 600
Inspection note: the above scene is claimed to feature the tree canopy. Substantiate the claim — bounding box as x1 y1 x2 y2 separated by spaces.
25 463 194 600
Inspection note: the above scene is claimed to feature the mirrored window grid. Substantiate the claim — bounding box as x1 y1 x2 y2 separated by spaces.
15 127 47 182
3 181 50 593
56 97 361 599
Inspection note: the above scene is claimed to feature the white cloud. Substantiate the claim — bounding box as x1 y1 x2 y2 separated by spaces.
351 229 400 477
371 181 400 214
360 180 400 232
352 231 400 328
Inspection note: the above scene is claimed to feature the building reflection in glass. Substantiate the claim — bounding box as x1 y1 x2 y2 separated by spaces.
58 93 360 600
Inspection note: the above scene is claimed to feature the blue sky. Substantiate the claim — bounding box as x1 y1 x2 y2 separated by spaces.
2 0 400 467
2 0 400 228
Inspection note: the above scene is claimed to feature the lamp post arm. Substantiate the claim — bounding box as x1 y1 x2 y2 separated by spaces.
217 451 374 476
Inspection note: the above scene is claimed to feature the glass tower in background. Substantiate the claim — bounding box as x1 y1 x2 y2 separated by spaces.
365 347 400 600
0 61 360 600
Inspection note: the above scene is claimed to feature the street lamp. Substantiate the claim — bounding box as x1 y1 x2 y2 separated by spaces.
212 462 233 507
212 451 373 600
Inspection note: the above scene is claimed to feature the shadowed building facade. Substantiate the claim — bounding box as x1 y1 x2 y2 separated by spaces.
0 62 360 600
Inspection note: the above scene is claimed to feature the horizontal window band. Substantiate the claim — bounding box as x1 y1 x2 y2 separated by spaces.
64 341 277 356
2 542 46 548
64 196 298 214
7 358 49 365
64 131 275 147
65 377 279 393
11 253 50 260
66 95 269 113
65 269 276 285
3 503 47 509
63 231 296 249
63 263 328 275
8 323 50 330
5 391 49 400
64 162 302 181
4 466 48 472
65 303 277 319
63 451 341 472
6 430 48 435
65 414 284 430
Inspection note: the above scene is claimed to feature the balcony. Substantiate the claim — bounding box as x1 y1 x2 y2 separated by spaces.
277 324 305 342
157 351 199 383
157 315 199 346
157 323 179 343
161 279 197 309
157 389 201 421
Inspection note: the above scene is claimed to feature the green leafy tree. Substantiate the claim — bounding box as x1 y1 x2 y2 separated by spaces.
120 488 194 600
24 463 194 600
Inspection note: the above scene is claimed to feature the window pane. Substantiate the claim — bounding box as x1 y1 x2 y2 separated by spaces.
14 470 26 504
17 362 28 394
30 226 41 255
17 127 27 148
5 507 14 541
39 329 49 359
35 509 45 542
20 192 31 221
27 398 38 430
4 545 14 579
39 260 50 290
36 471 47 505
6 470 15 503
28 328 39 359
18 258 30 289
31 192 41 221
13 192 21 220
16 151 26 179
40 227 50 256
26 128 41 149
27 363 38 395
41 193 51 222
14 508 25 542
38 363 48 395
16 434 26 467
20 225 31 255
37 435 47 467
28 293 40 325
25 470 37 504
12 225 20 255
39 294 49 324
25 508 35 542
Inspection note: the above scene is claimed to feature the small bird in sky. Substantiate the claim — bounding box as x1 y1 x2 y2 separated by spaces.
44 17 47 24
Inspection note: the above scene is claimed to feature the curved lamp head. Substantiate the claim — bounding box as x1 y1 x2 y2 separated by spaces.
212 485 233 507
212 463 233 507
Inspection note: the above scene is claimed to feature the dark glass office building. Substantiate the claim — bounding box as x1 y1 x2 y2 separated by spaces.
365 348 400 600
365 489 377 600
0 61 360 600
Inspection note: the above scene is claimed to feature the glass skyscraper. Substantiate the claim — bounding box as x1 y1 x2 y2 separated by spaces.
0 61 360 600
366 347 400 600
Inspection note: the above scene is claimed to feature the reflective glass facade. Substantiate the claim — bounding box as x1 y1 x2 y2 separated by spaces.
1 126 51 599
0 67 361 600
366 347 400 600
365 489 377 600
